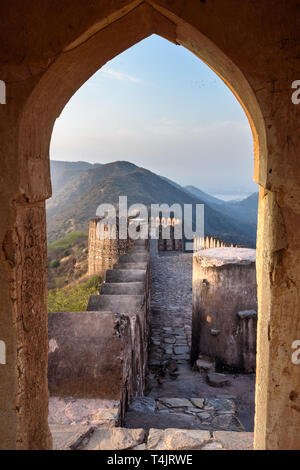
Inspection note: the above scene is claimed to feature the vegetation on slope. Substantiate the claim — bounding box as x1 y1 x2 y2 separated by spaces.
47 232 102 312
47 275 101 312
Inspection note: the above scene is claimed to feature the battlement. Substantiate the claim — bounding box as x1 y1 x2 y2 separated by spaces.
88 216 134 280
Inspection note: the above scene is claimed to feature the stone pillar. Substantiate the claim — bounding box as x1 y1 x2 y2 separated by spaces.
192 248 257 371
254 188 300 450
0 88 52 449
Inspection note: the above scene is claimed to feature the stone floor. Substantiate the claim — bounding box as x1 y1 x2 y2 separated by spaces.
125 249 256 432
49 397 121 428
124 396 244 432
50 424 253 450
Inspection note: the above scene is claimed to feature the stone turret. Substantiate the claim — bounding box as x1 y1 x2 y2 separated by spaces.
88 216 134 280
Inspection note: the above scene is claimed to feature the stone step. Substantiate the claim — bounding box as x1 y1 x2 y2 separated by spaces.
49 397 121 428
106 269 147 283
130 245 149 251
50 424 253 450
114 262 148 270
50 424 95 450
119 252 149 263
87 294 146 313
133 239 149 248
100 282 145 295
146 429 253 451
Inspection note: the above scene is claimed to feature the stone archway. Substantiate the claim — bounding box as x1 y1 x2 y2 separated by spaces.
0 0 299 450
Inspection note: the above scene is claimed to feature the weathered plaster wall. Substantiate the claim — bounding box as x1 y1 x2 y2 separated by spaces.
0 0 299 450
48 311 133 424
192 248 257 372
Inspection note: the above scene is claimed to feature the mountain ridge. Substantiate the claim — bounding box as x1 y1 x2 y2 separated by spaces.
47 160 258 247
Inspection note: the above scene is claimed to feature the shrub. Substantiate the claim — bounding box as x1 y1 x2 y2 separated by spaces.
55 275 67 289
85 274 102 290
50 259 60 268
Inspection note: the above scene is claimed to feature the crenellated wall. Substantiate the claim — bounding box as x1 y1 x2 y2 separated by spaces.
88 217 134 280
158 217 183 252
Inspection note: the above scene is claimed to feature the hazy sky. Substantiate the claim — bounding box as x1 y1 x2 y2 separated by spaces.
50 35 257 196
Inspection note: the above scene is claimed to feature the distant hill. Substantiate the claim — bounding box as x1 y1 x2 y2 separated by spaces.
185 185 258 227
47 161 134 219
185 185 226 207
47 160 257 247
49 160 102 197
226 192 259 225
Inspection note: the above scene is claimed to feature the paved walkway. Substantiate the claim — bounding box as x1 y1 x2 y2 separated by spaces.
124 248 255 432
148 250 192 368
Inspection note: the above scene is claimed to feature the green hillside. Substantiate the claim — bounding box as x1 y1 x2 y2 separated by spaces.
47 160 257 247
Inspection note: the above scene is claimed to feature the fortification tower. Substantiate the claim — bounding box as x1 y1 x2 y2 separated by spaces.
88 216 133 279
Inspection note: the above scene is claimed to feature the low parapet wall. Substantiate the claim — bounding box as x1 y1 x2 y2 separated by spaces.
48 311 133 416
48 239 150 422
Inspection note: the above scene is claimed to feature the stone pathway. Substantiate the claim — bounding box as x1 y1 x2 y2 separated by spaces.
124 396 244 432
147 250 192 379
124 249 255 432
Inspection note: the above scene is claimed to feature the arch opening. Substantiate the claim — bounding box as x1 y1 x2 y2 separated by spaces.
45 30 260 443
13 1 276 451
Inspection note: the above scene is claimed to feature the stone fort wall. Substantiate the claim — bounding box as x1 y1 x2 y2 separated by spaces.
157 216 183 252
88 217 134 280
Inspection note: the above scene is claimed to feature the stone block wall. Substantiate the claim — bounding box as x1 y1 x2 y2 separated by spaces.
192 248 257 372
88 217 134 280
